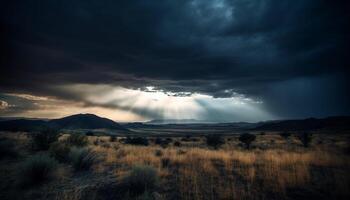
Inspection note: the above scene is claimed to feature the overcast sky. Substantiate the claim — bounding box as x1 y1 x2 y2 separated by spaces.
0 0 349 122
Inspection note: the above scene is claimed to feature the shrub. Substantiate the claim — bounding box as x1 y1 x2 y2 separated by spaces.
31 129 59 151
154 149 163 157
125 137 149 146
173 141 181 147
121 165 159 196
205 134 224 149
110 135 117 142
18 154 58 187
49 142 70 162
155 137 163 145
69 147 97 171
155 137 171 148
280 132 291 140
297 132 312 147
66 134 88 147
86 131 94 136
181 135 192 141
239 133 256 149
0 138 17 159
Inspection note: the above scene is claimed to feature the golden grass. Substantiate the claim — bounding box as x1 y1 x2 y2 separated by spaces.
1 132 349 200
86 139 350 200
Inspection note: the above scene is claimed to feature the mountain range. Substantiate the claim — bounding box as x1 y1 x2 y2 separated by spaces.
0 114 349 132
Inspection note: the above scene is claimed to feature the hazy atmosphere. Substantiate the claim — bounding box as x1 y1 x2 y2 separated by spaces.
1 0 349 122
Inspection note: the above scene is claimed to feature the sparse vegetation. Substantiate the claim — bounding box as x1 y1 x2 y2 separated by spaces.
205 134 224 149
239 133 256 149
69 147 97 171
0 131 349 200
31 129 59 150
17 154 58 187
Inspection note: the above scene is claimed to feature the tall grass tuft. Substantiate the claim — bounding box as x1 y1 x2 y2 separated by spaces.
49 141 70 162
121 165 159 196
17 154 58 187
69 147 96 171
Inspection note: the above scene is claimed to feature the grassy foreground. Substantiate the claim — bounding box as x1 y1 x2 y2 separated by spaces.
0 132 349 200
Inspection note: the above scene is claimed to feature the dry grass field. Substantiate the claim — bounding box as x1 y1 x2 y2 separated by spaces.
0 131 349 200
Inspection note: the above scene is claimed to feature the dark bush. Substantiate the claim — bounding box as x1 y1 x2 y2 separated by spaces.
155 137 172 147
86 131 94 136
0 138 17 159
49 142 70 162
18 154 58 187
181 135 192 141
177 149 186 155
297 132 312 147
160 143 169 149
205 134 225 149
239 133 256 149
121 165 159 196
155 137 162 145
125 137 149 146
173 141 181 147
31 129 59 151
110 135 117 142
69 147 97 171
154 149 163 157
280 132 291 139
66 134 88 147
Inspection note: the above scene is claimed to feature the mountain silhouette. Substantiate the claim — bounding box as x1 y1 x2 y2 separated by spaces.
0 113 127 131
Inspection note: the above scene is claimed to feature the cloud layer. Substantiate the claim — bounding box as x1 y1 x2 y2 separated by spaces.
0 0 349 121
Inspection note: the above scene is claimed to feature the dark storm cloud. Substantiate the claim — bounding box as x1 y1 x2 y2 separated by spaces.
1 0 349 119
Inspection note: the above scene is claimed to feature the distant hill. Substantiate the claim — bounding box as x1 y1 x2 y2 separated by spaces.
0 113 127 131
49 114 126 130
253 116 350 131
